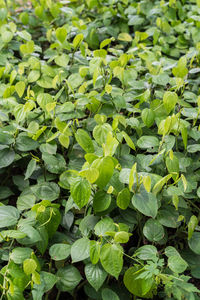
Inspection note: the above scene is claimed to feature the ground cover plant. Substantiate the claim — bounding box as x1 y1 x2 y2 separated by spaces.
0 0 200 299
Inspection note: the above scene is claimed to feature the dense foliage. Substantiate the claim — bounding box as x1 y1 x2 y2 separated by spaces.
0 0 200 299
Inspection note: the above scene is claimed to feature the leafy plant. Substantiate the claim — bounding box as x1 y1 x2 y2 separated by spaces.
0 0 200 299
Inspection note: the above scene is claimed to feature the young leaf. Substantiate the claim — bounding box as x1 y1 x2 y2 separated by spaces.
129 163 137 191
118 33 132 42
152 174 172 195
163 91 178 114
73 33 84 49
15 81 26 98
94 156 114 189
188 215 198 240
23 258 37 275
143 175 151 193
117 188 130 210
56 27 67 43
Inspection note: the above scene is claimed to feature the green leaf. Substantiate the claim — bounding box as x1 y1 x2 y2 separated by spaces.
0 149 15 168
56 27 67 43
152 174 172 195
181 127 188 149
124 266 154 297
0 230 26 241
10 247 32 264
31 182 60 201
100 243 123 279
56 265 82 292
15 81 26 98
129 163 137 191
28 70 40 83
36 226 48 255
42 153 66 174
17 225 42 245
0 206 20 228
75 129 94 153
37 76 53 89
143 219 165 242
2 30 13 43
93 123 112 145
117 188 130 210
37 93 54 110
165 246 180 258
73 33 84 49
54 53 69 67
188 232 200 255
163 91 178 113
132 188 158 218
141 108 155 128
172 56 188 78
114 231 130 243
135 245 157 261
118 33 132 42
94 217 115 236
68 73 84 89
40 271 57 293
18 30 31 41
70 177 91 208
20 40 34 55
143 175 151 193
188 215 198 240
36 207 61 238
59 133 70 148
168 255 188 273
23 258 37 275
94 157 114 189
102 288 119 300
79 215 99 237
90 240 101 265
24 159 36 180
71 237 90 262
187 144 200 153
93 191 111 213
157 207 179 228
49 243 71 261
122 131 136 150
79 168 99 184
16 135 39 151
166 155 179 178
17 193 36 211
137 136 159 149
85 263 107 291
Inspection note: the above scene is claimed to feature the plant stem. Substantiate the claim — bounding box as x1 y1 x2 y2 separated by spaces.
56 290 61 300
